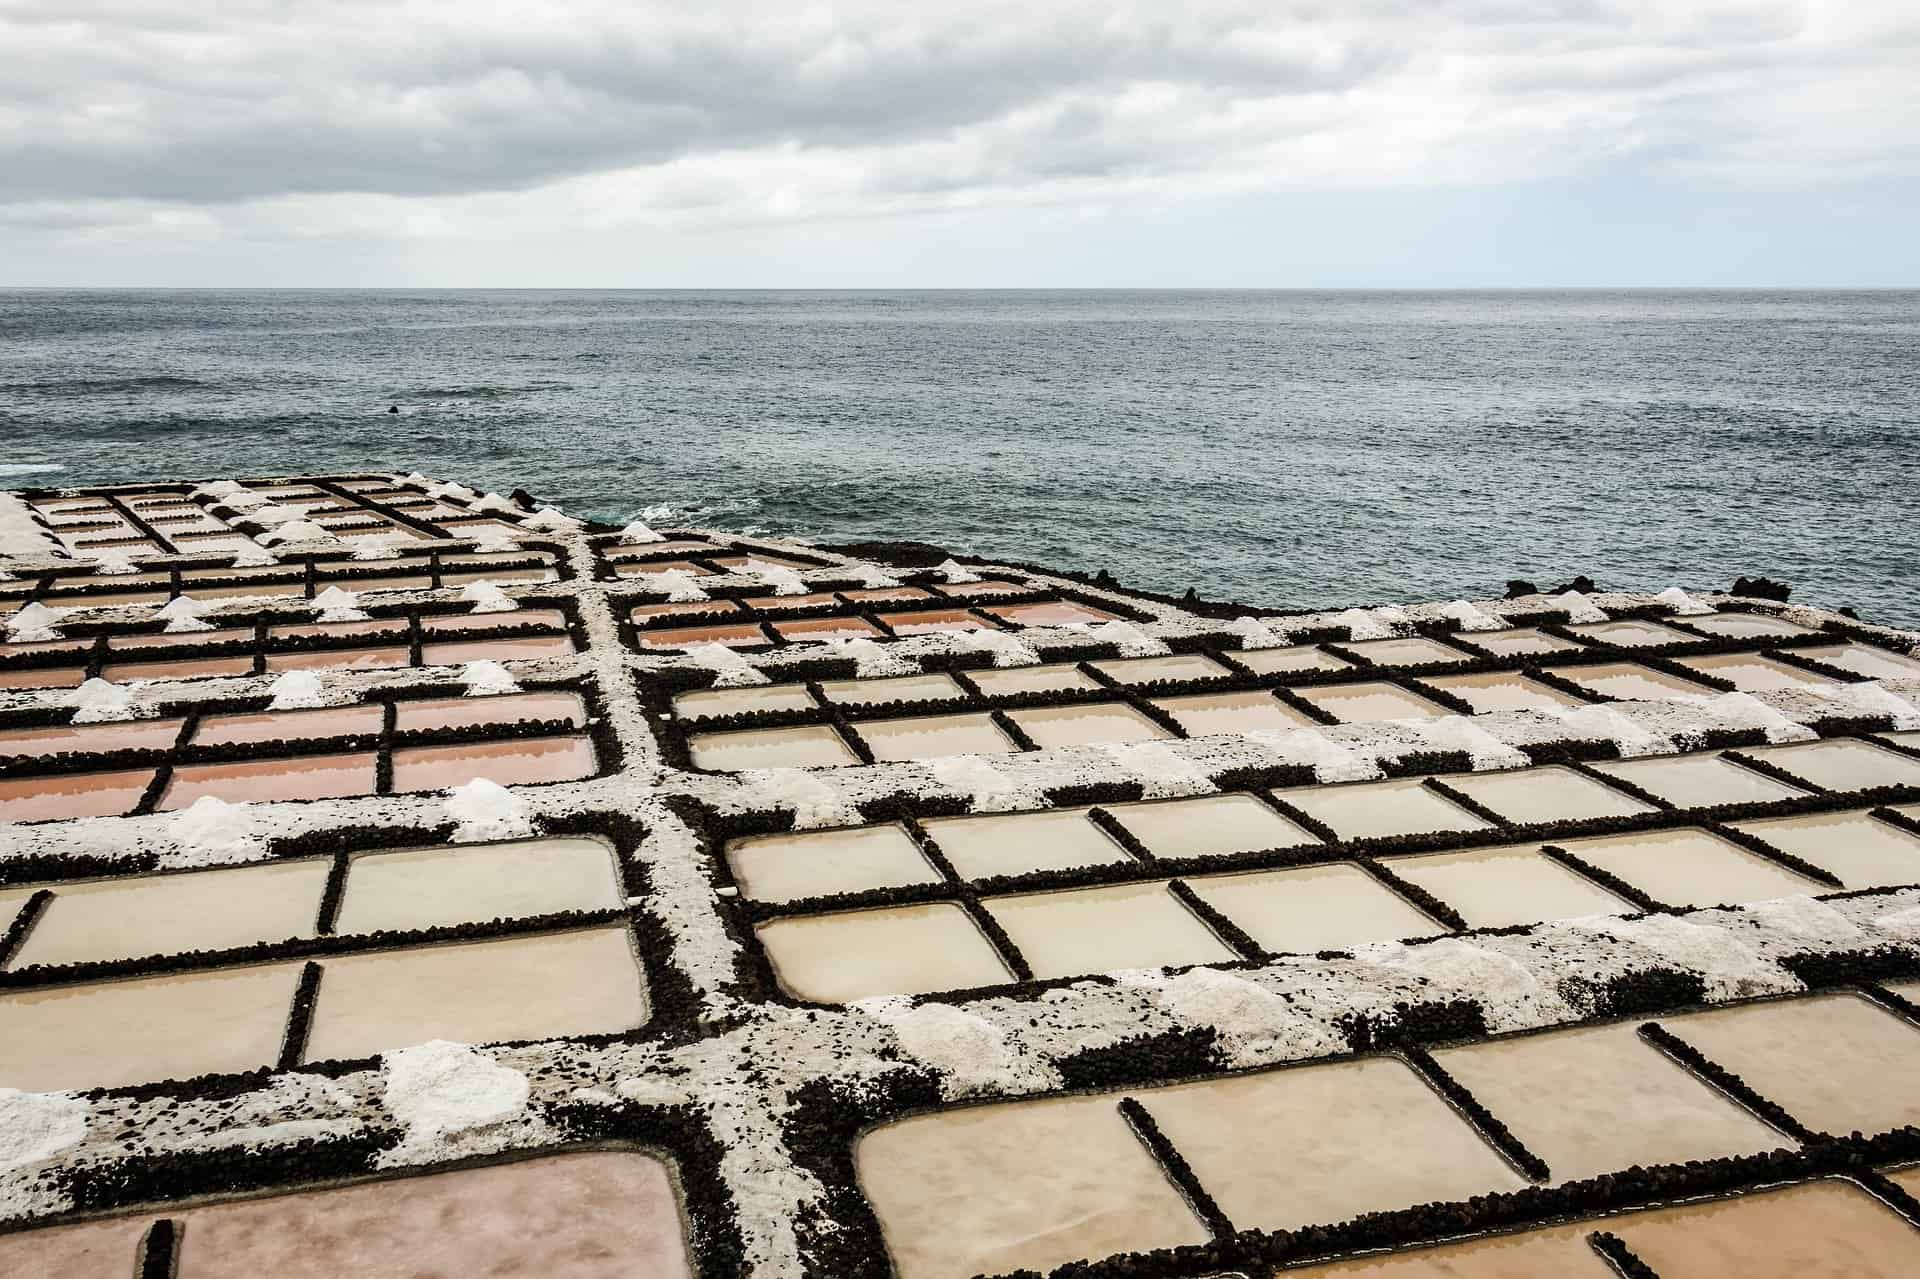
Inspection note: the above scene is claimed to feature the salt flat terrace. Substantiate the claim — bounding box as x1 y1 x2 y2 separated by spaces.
3 472 1920 1278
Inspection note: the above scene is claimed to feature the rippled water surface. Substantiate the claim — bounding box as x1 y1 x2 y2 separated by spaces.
2 289 1915 622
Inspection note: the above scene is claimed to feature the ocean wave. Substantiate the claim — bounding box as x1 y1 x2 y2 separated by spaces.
402 383 570 401
2 375 204 395
0 463 64 476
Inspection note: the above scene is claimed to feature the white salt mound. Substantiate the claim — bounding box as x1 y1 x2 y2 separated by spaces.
1333 607 1399 641
0 1090 89 1172
620 519 666 544
1438 600 1504 631
67 677 135 724
1655 586 1715 615
754 565 810 597
687 642 770 688
461 581 519 614
445 777 534 841
935 558 982 584
639 568 709 603
382 1041 530 1144
156 594 214 633
520 506 583 532
170 795 262 864
737 768 860 829
268 669 328 709
6 601 62 641
1554 590 1608 624
459 661 520 696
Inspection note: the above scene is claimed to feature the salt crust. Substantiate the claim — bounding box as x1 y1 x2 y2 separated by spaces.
349 534 400 560
1413 715 1531 770
1070 619 1170 657
620 519 667 544
934 558 981 584
734 768 861 830
311 585 368 622
444 778 534 841
1553 589 1609 623
1332 607 1398 640
7 481 1920 1275
5 601 62 642
1437 600 1504 631
1656 585 1716 615
856 999 1051 1097
156 593 215 632
0 1090 88 1172
381 1041 531 1153
1223 615 1285 648
958 627 1040 667
928 754 1045 813
818 635 917 677
459 660 520 695
686 641 771 688
754 565 810 597
637 567 709 602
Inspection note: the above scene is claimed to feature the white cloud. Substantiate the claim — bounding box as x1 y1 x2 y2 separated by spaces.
0 0 1915 272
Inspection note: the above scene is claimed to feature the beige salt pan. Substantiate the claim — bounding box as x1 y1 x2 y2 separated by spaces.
160 753 378 809
0 961 303 1092
983 881 1235 978
1153 689 1319 735
1186 863 1440 953
1110 793 1318 857
0 665 87 690
1279 777 1490 841
635 622 768 651
1589 752 1807 806
1005 702 1170 748
1139 1056 1527 1232
263 646 411 674
630 599 742 621
114 626 255 652
1287 1180 1920 1279
1563 619 1698 647
1294 682 1452 724
391 735 597 792
0 716 184 757
193 704 384 746
1659 994 1920 1137
920 808 1130 880
1383 844 1629 929
884 608 996 635
1419 671 1587 714
1549 661 1714 701
273 619 408 642
175 1151 695 1279
8 860 330 969
335 836 624 934
987 600 1121 627
1228 646 1352 675
757 903 1013 1003
673 683 819 719
103 654 256 682
842 586 933 603
1442 764 1653 824
1338 636 1472 667
725 823 942 903
420 634 576 665
1673 652 1838 693
1089 653 1232 684
1729 810 1920 889
1455 626 1585 659
935 578 1040 597
815 672 966 706
1796 642 1920 681
773 616 885 642
391 690 586 733
1685 612 1822 640
1742 737 1920 792
1433 1020 1788 1182
302 926 647 1062
0 768 155 822
966 663 1100 695
1558 827 1820 907
0 1214 150 1277
688 724 858 771
853 712 1018 762
858 1093 1209 1279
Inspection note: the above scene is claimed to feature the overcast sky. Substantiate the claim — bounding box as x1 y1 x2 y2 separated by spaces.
3 0 1916 287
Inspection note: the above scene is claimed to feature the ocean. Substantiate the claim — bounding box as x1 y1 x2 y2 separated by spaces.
2 289 1915 623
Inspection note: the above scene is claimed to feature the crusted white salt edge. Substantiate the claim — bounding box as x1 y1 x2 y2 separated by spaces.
469 492 520 515
460 581 519 614
856 999 1053 1097
66 677 135 724
1563 911 1785 1000
1813 680 1920 731
82 550 138 575
1551 701 1670 756
169 796 263 866
473 532 521 554
216 488 273 513
426 480 477 501
248 502 309 526
1688 690 1818 744
754 564 809 597
935 558 982 584
928 754 1045 813
0 1091 89 1173
838 561 901 589
1121 967 1344 1067
1876 904 1920 938
635 567 708 602
1098 740 1214 798
1655 585 1715 615
817 635 916 678
267 669 329 709
380 1041 531 1153
231 543 277 567
1734 895 1863 944
459 660 520 696
1437 600 1504 631
349 534 401 561
734 768 861 829
1358 938 1562 1033
444 778 534 841
188 480 245 499
309 586 365 623
1412 715 1531 769
1247 726 1385 782
688 642 771 688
